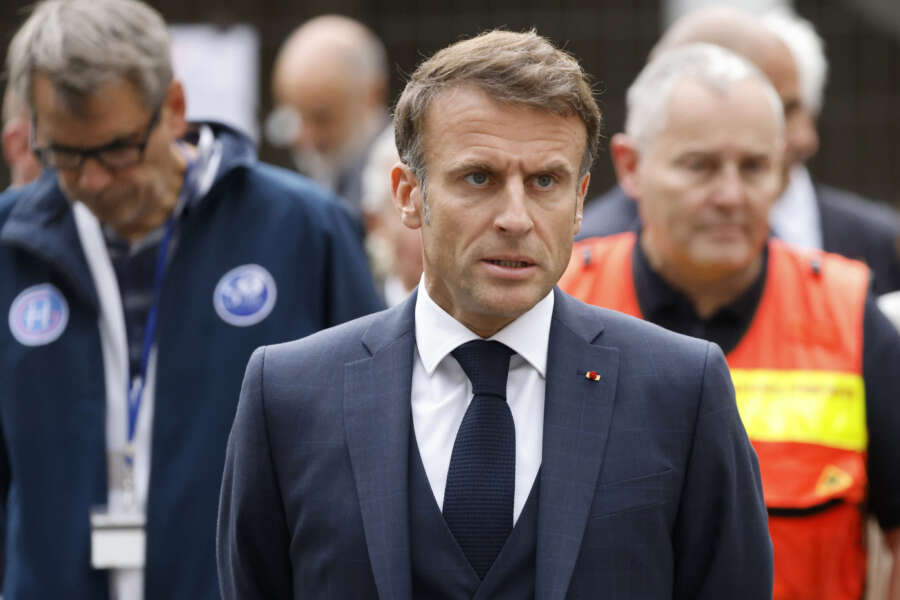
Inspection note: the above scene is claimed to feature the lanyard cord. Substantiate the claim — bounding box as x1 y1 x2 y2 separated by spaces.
124 215 176 462
123 155 200 465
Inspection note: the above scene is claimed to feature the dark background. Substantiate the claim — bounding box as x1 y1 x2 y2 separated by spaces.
2 0 899 208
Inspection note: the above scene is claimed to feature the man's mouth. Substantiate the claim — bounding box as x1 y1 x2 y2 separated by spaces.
487 259 532 268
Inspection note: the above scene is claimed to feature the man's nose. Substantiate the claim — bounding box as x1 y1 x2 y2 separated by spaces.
712 164 744 206
295 120 328 155
494 179 534 234
75 157 113 194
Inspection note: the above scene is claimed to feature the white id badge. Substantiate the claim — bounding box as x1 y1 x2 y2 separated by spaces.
90 509 146 569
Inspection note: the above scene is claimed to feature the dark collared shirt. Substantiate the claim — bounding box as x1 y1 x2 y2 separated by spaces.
633 241 767 354
630 238 900 530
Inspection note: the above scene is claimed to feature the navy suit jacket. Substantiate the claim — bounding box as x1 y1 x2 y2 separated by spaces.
578 184 900 294
217 289 773 599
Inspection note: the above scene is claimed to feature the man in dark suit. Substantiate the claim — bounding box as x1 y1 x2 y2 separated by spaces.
578 7 900 295
217 29 773 599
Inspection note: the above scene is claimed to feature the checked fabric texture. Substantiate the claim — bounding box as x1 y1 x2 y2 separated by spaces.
443 340 516 579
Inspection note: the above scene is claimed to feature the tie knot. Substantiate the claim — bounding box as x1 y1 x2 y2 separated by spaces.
451 340 514 399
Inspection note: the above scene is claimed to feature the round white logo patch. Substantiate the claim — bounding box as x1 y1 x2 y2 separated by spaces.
213 264 277 327
9 283 70 346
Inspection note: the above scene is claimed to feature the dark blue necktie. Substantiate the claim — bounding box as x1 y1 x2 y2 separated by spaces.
443 340 515 579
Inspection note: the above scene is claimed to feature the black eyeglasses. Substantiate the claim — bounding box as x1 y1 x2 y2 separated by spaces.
30 104 162 171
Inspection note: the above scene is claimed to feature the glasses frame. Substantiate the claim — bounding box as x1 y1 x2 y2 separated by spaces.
29 103 163 172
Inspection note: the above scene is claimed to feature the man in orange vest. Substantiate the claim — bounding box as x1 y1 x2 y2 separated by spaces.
560 42 900 600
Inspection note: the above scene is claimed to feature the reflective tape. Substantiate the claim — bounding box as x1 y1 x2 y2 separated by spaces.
731 369 867 452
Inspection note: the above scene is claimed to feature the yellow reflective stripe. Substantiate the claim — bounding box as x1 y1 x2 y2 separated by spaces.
731 369 867 451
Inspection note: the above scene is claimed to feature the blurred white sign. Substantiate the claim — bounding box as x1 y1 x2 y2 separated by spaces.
663 0 789 26
169 24 260 141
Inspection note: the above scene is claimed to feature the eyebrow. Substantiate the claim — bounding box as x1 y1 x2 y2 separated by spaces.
446 160 495 176
536 160 575 176
446 159 575 177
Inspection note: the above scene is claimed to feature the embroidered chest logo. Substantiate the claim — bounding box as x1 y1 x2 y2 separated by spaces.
213 264 277 327
9 283 70 346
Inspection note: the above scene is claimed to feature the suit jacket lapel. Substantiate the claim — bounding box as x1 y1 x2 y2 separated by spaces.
344 294 417 600
536 290 620 600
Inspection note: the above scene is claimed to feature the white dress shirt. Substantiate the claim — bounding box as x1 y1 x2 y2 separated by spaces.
412 281 552 523
770 165 823 250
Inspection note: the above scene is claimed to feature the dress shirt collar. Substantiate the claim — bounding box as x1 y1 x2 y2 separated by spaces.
414 277 553 378
770 165 822 249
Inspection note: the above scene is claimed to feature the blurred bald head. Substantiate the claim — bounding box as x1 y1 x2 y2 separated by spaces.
272 15 389 184
653 6 818 170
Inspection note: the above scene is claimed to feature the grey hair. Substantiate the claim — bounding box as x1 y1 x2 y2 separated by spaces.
625 43 784 152
6 0 173 114
394 29 601 192
2 84 27 125
762 8 828 116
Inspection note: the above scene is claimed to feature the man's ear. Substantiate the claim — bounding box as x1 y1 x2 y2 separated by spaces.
573 172 590 235
391 161 424 229
163 79 188 138
610 133 641 200
1 118 27 167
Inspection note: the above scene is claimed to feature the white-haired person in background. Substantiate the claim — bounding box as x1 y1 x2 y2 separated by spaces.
359 126 422 306
578 6 900 296
761 7 900 295
562 41 900 600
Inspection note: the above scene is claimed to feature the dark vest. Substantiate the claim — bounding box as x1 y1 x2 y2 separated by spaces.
409 430 539 599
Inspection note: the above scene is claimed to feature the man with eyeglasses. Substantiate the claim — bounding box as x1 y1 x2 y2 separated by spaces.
0 1 382 599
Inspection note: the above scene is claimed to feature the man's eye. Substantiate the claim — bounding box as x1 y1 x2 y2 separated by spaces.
534 174 555 189
684 158 713 172
741 158 766 175
464 172 490 186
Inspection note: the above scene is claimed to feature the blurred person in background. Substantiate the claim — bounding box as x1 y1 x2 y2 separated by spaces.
270 15 391 217
1 85 41 188
578 6 900 295
360 125 422 306
0 1 382 598
561 42 900 600
761 8 900 295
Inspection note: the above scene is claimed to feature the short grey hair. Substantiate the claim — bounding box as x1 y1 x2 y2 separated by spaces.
6 0 173 114
2 84 27 125
625 43 784 152
762 8 828 116
394 29 601 189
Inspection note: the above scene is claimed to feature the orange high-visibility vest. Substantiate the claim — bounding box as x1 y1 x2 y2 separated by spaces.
560 233 871 600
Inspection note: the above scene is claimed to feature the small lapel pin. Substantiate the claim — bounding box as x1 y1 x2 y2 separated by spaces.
585 371 602 382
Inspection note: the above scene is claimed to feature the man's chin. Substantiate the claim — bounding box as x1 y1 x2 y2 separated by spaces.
475 284 548 318
688 247 757 277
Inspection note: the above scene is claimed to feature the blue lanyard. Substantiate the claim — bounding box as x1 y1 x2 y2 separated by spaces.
124 215 176 465
122 150 203 470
